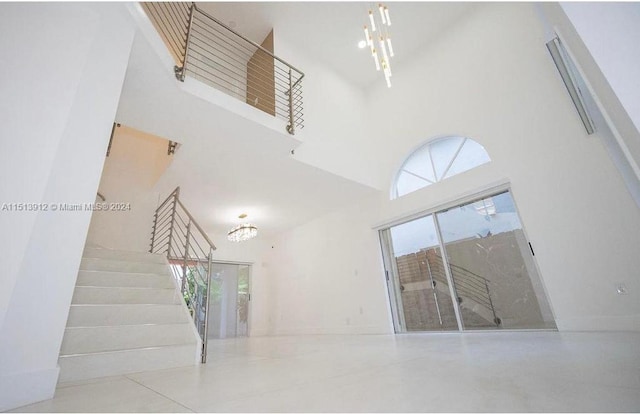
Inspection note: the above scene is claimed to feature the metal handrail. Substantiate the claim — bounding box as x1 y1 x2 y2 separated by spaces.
194 5 304 76
429 253 500 326
142 2 305 135
149 186 216 362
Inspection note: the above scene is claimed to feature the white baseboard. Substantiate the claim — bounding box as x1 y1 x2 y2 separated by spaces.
556 315 640 331
249 328 270 337
0 366 59 411
271 324 391 336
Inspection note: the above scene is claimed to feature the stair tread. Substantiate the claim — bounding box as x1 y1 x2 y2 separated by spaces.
79 269 171 275
65 322 191 329
60 342 197 357
61 248 198 382
74 285 176 290
70 303 183 306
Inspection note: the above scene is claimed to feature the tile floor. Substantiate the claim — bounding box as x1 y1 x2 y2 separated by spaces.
10 331 640 412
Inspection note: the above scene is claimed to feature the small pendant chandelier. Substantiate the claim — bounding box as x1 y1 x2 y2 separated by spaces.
227 214 258 242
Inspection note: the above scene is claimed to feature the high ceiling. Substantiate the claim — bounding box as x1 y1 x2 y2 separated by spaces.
117 31 379 241
116 2 482 243
197 2 480 88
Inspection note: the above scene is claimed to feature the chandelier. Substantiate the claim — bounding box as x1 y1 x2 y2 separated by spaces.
227 214 258 242
362 3 394 87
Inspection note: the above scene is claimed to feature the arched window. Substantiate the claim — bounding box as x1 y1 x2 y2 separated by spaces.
392 136 490 199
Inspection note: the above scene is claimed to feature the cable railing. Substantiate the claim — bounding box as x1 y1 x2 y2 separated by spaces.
150 186 216 363
428 252 500 327
141 2 304 135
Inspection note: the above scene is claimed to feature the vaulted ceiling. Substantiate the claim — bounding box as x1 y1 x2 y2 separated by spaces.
116 2 484 242
197 2 481 88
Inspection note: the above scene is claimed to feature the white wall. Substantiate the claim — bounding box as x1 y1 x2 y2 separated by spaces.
539 3 640 189
273 35 384 190
0 4 135 411
560 2 640 144
370 3 640 331
86 126 173 252
262 196 393 335
261 3 640 334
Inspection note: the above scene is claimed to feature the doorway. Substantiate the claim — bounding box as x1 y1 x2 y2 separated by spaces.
380 189 556 332
207 262 251 339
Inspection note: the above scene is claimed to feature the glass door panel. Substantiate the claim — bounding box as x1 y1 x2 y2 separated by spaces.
389 216 458 331
236 265 250 337
207 263 251 339
435 191 556 330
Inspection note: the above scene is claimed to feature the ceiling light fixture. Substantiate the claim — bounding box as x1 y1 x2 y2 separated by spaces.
362 3 394 87
227 213 258 242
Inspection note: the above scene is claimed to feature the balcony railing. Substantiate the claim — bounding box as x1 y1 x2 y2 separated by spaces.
142 2 304 134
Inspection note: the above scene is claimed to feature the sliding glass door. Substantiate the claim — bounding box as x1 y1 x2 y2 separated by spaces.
388 216 459 331
381 189 556 332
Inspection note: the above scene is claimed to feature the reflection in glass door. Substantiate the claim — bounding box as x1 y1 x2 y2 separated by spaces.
436 192 556 329
387 216 459 331
207 263 251 339
381 189 556 332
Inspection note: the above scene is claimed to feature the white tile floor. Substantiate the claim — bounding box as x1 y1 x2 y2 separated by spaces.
11 331 640 412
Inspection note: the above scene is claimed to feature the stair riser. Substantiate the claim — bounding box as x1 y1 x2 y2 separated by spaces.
82 248 167 264
58 344 198 382
66 304 187 327
60 248 199 383
72 286 182 305
80 258 169 274
61 324 196 355
76 271 175 288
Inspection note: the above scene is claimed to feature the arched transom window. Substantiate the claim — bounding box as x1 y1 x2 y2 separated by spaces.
393 136 490 199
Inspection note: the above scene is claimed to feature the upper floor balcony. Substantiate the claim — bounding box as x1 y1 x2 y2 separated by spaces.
142 2 304 135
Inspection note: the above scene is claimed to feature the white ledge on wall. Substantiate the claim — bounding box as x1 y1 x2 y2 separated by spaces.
181 76 293 140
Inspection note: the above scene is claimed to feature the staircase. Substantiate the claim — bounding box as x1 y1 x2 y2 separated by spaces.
58 246 201 382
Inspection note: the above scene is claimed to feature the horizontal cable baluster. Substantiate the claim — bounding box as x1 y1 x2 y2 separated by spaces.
165 3 188 38
147 3 185 62
188 37 290 93
192 18 265 59
143 2 304 133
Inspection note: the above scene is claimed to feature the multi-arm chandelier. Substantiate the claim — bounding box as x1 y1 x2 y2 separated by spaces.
227 214 258 242
363 3 394 87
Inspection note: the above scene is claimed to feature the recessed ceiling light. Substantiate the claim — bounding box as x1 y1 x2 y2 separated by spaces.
358 40 367 49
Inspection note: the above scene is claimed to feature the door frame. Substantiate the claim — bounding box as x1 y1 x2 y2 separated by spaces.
379 184 557 333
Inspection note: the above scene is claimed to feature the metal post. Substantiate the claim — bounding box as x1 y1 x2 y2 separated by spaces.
433 215 464 331
201 248 213 363
182 219 192 295
149 211 158 253
176 2 195 81
106 123 119 157
424 252 443 326
286 68 295 135
166 194 178 257
485 280 500 327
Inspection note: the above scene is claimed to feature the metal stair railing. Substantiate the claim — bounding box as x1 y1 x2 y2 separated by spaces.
150 186 216 362
141 2 305 135
428 253 500 327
